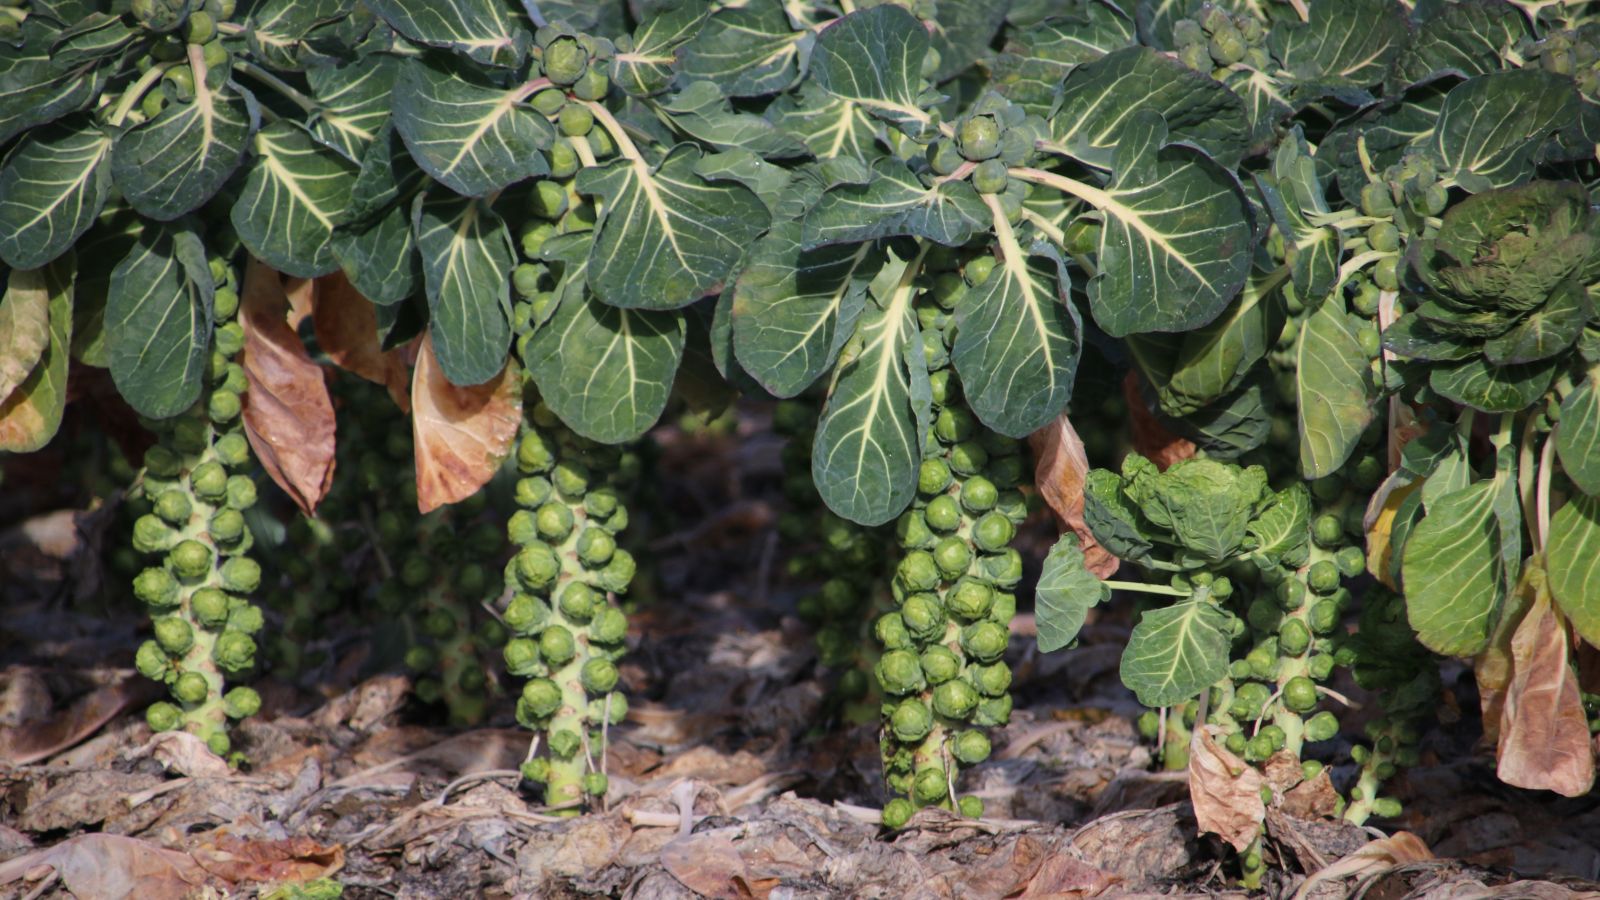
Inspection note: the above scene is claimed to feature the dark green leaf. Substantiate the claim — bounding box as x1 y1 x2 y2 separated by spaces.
1269 0 1407 90
0 114 112 269
952 224 1081 438
1558 367 1600 496
1297 295 1375 478
1135 266 1285 417
1247 483 1311 566
245 0 355 71
1394 0 1529 86
365 0 530 67
112 71 251 221
231 121 358 278
392 55 553 197
1428 69 1580 189
1120 599 1231 707
0 22 109 144
1082 467 1154 561
1049 47 1250 170
525 290 686 443
1482 279 1588 365
1547 493 1600 647
331 205 420 306
307 54 399 161
766 80 883 160
412 191 514 386
49 14 137 67
106 225 212 419
1036 534 1110 652
992 4 1135 114
70 208 143 366
613 3 708 98
1402 478 1506 656
803 157 987 249
1429 356 1557 412
657 81 809 159
676 0 805 98
577 143 771 310
1318 77 1453 204
809 3 931 137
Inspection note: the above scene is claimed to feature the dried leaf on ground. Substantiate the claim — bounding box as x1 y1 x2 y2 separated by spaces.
312 271 410 411
0 266 51 403
0 833 209 899
1291 832 1434 900
1030 413 1119 578
0 676 142 766
1189 725 1264 852
411 334 521 514
189 831 344 885
1497 584 1596 796
661 832 752 899
135 730 232 778
1122 371 1195 470
240 258 337 516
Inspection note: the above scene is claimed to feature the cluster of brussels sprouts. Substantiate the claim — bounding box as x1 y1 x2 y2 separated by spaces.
928 94 1043 197
1520 27 1600 99
503 404 638 812
129 255 263 757
773 398 892 724
1172 4 1271 77
875 248 1029 828
125 0 234 126
261 513 349 678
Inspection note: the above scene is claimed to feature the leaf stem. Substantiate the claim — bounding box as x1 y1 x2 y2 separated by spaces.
1009 167 1109 211
581 100 648 165
1535 429 1555 553
1518 412 1539 549
108 62 175 127
233 59 320 114
1102 580 1188 597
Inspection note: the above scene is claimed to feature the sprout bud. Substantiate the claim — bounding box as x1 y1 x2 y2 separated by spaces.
168 540 212 580
958 795 984 818
958 115 1001 161
542 36 588 85
897 551 942 593
516 544 561 592
981 549 1023 589
520 677 563 718
582 771 609 797
934 407 975 444
577 528 616 567
876 649 927 696
875 612 912 650
535 502 574 541
223 686 261 719
209 508 245 545
970 661 1010 697
932 537 971 579
932 679 978 719
1307 652 1335 681
1304 710 1339 743
924 495 961 532
136 641 172 680
213 631 256 673
559 582 600 622
900 593 946 642
154 616 195 655
1307 560 1341 594
920 646 961 684
960 477 998 514
147 701 183 732
891 698 934 742
882 798 914 829
173 671 210 705
952 731 991 765
961 621 1008 663
218 555 260 593
504 638 542 675
1278 619 1312 657
1312 514 1344 549
945 578 992 621
549 728 581 759
154 491 193 525
598 549 636 593
505 592 552 634
975 693 1012 727
539 625 577 666
208 389 241 424
1372 797 1403 818
572 68 609 102
518 432 556 473
1335 545 1365 578
133 515 179 554
552 460 590 497
214 434 251 469
135 567 181 609
949 441 988 476
580 658 619 694
972 159 1008 194
224 475 256 511
913 767 948 803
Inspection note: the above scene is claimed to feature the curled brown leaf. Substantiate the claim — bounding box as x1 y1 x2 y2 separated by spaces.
1029 412 1119 578
1496 567 1596 797
239 258 338 516
1188 724 1264 853
411 334 521 514
0 268 51 404
311 271 410 412
1122 371 1195 470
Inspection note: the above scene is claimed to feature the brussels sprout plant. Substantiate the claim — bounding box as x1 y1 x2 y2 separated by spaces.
4 0 1600 889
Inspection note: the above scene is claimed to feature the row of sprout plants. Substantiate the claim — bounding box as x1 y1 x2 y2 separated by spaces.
3 0 1600 886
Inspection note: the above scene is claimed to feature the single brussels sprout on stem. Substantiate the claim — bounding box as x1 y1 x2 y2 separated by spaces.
505 402 636 813
131 255 262 760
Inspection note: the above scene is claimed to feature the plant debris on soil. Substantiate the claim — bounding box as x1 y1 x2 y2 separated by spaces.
3 418 1600 900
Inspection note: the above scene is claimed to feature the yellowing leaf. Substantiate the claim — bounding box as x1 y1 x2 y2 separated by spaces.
411 333 520 514
239 257 337 516
0 263 72 453
1363 474 1420 589
0 266 53 404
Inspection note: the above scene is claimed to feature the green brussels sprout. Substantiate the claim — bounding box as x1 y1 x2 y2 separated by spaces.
518 431 556 473
1307 560 1341 594
147 701 182 732
542 36 588 84
932 536 972 579
516 544 561 592
1307 652 1335 681
876 612 913 650
535 501 574 541
964 256 996 288
144 444 182 478
572 68 609 101
552 460 590 497
580 771 609 796
946 578 993 621
952 729 991 765
584 487 620 518
559 103 594 137
961 621 1008 663
927 369 952 406
1279 619 1312 657
1367 222 1400 253
1311 514 1343 549
927 138 965 175
949 441 988 476
980 549 1023 589
504 638 542 675
1246 643 1277 680
154 616 195 655
133 515 178 553
1304 710 1339 743
1372 797 1403 818
890 698 934 741
558 582 599 622
212 434 250 469
1335 545 1365 578
1276 578 1306 612
505 593 551 633
1360 181 1395 217
213 322 244 358
932 679 979 719
900 593 946 642
925 495 961 532
598 549 636 593
400 555 432 588
935 407 975 445
213 631 256 673
1234 681 1271 717
920 646 961 684
876 649 927 696
966 512 1011 553
154 490 193 526
209 508 245 546
897 551 942 593
972 158 1008 194
521 677 563 718
580 658 620 694
224 475 256 511
577 528 616 567
975 692 1012 727
208 390 241 424
169 540 212 580
958 115 1001 161
223 686 261 719
969 661 1010 697
539 625 577 666
882 798 914 829
136 640 172 680
913 766 948 804
1259 724 1287 750
173 670 210 705
956 475 996 513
